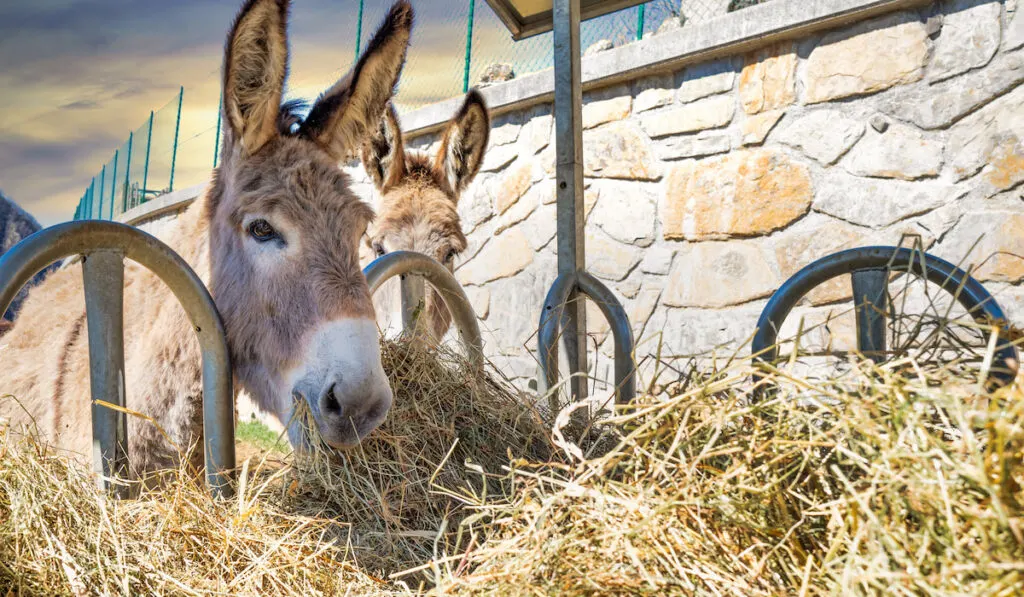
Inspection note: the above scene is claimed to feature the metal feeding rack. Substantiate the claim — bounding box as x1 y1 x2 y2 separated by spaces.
485 0 646 405
0 221 236 498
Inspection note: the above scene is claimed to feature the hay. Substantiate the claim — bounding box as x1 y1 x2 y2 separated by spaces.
429 360 1024 595
2 338 1023 596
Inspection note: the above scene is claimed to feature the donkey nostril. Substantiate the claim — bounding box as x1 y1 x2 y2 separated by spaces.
323 383 342 416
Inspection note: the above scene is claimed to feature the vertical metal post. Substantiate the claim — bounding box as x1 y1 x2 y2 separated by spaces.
553 0 588 403
355 0 365 60
82 250 130 498
400 273 427 334
98 166 106 221
109 150 119 220
636 4 646 40
168 86 184 193
141 111 154 203
213 92 223 169
851 269 888 363
463 0 476 93
123 132 134 213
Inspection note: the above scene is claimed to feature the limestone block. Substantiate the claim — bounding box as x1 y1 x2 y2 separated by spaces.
583 122 662 180
946 85 1024 194
587 180 657 247
678 59 737 103
493 161 533 214
883 51 1024 130
740 109 785 146
456 228 534 285
586 228 642 281
739 42 797 114
842 124 944 180
655 132 732 161
929 0 1001 82
777 110 864 165
935 211 1024 282
663 241 778 308
804 12 929 103
662 150 813 241
641 96 735 138
814 173 959 228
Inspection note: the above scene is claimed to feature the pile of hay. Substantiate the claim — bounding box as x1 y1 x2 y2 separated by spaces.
0 340 555 595
431 360 1024 595
2 338 1023 595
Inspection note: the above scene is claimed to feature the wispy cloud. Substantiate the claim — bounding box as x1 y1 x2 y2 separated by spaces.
0 0 521 225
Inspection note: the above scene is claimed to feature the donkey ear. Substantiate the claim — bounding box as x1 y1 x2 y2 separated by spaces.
361 103 405 191
299 1 413 161
435 89 490 196
223 0 290 156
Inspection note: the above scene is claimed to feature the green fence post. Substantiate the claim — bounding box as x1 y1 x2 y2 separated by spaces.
355 0 364 60
98 165 106 221
109 149 119 220
213 91 222 169
636 4 645 40
87 181 94 219
463 0 476 93
169 86 184 193
141 111 154 203
123 132 134 212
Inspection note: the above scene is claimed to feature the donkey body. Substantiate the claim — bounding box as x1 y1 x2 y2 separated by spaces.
0 0 414 474
362 91 490 341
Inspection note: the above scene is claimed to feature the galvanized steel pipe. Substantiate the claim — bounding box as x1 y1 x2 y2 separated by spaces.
537 270 636 406
363 251 484 371
0 221 235 498
751 246 1019 389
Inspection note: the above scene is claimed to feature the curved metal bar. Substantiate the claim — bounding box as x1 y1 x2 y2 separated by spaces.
538 272 577 402
0 221 235 497
363 251 484 371
537 271 636 405
751 246 1018 388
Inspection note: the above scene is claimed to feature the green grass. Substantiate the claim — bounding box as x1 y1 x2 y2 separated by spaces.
235 420 290 454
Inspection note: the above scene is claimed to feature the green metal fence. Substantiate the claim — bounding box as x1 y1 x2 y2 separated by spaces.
73 0 772 221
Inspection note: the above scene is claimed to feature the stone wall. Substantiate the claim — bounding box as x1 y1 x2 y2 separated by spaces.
343 0 1024 387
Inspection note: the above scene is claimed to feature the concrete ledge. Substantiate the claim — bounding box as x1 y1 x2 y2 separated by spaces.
401 0 929 137
118 183 206 226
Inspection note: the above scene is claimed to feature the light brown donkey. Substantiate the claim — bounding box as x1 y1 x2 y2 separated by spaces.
362 90 490 341
0 0 415 474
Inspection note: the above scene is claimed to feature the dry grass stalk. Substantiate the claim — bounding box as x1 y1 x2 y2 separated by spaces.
2 332 1022 596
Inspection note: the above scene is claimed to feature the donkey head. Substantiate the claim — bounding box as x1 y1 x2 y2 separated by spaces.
209 0 413 449
362 90 490 340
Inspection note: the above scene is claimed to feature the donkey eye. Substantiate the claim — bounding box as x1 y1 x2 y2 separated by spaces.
443 249 457 264
248 219 277 242
373 242 386 257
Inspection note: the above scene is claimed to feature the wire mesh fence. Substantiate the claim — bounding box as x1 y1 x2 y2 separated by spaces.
72 0 775 221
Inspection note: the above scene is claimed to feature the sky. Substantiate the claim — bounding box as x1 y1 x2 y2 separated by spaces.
0 0 523 225
0 0 656 226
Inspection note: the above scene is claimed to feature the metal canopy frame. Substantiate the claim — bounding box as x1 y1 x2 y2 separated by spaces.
484 0 646 40
486 0 637 404
0 221 236 498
